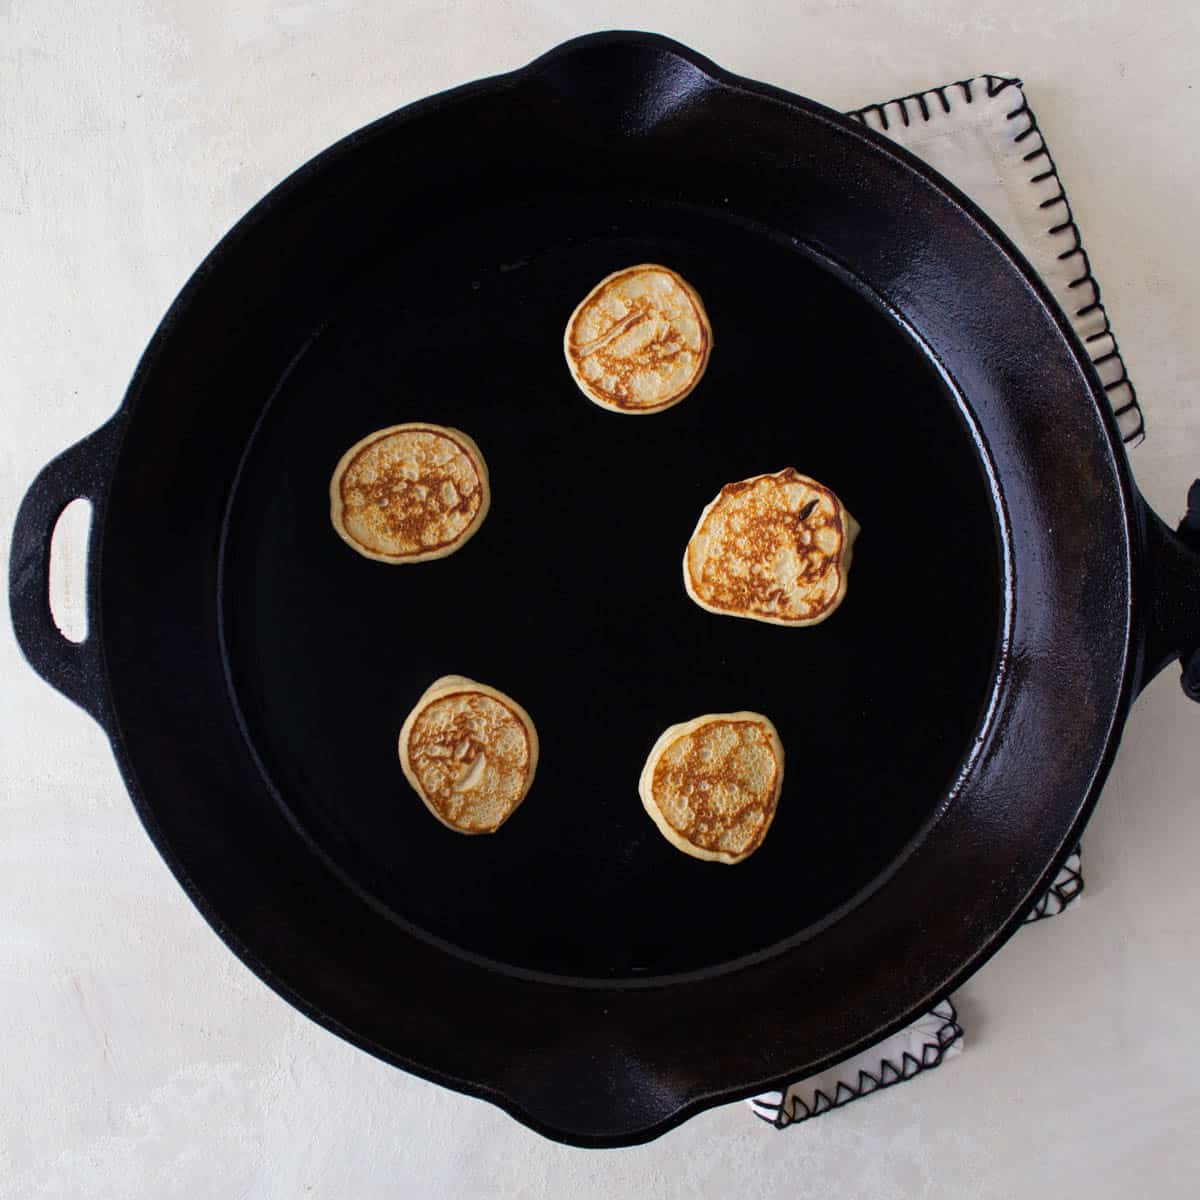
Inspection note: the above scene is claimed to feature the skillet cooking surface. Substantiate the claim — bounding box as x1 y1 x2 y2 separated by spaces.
221 198 1002 979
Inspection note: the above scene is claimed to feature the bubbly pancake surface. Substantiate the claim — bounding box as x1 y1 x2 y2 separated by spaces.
684 468 858 626
330 424 489 562
639 713 783 863
399 677 537 834
563 264 711 413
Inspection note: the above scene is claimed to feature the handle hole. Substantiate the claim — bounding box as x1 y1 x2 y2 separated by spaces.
49 498 92 644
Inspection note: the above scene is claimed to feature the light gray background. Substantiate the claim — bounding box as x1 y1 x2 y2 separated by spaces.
3 2 1199 1196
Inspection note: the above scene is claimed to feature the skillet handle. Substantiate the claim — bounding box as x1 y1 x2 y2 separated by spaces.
1138 480 1200 699
8 416 123 726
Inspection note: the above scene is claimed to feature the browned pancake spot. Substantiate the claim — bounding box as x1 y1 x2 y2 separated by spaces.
336 426 484 558
564 264 711 412
686 469 852 624
405 690 532 833
651 719 779 857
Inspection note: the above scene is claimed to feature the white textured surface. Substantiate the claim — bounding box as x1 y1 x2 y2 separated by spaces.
3 2 1200 1196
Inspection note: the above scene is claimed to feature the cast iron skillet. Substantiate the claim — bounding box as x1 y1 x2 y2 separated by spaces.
10 32 1200 1146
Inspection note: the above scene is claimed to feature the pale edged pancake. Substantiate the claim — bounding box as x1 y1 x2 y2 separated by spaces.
563 264 712 414
398 676 538 834
638 712 784 864
330 423 490 563
684 468 859 626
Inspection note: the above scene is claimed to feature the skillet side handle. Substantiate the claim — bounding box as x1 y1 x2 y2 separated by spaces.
1138 480 1200 699
7 416 122 727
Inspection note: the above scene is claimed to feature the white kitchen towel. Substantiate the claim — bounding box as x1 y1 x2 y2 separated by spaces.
849 75 1144 443
752 847 1084 1128
750 1000 964 1128
750 72 1118 1129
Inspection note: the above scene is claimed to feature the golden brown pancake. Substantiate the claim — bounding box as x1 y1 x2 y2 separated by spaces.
398 676 538 834
330 423 490 563
563 264 712 413
639 712 784 864
684 468 859 626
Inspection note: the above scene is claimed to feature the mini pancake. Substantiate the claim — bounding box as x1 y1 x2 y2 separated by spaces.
684 468 859 626
398 676 538 834
563 264 712 414
330 423 489 563
639 712 784 864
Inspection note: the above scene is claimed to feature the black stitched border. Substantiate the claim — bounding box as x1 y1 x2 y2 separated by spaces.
752 847 1083 1129
1024 842 1084 923
750 999 963 1128
845 77 1145 443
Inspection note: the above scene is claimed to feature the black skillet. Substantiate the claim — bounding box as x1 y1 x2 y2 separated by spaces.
10 32 1200 1146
